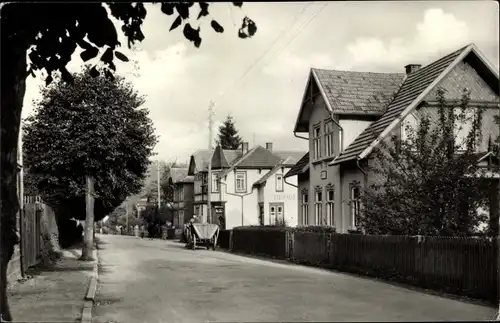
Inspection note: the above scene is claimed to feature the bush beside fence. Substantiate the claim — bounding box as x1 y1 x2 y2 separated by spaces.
217 230 231 249
229 226 498 303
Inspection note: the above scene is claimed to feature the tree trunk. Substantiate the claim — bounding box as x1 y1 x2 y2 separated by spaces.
0 17 29 321
80 176 95 261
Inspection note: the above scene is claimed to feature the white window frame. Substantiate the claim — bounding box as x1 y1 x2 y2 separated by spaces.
314 188 323 225
350 185 361 228
326 189 334 226
275 174 284 192
211 172 219 193
301 191 309 225
324 120 334 157
235 171 247 193
313 125 321 160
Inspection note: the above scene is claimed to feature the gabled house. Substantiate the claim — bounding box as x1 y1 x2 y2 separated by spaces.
188 148 242 223
213 142 305 229
166 167 194 227
286 43 499 234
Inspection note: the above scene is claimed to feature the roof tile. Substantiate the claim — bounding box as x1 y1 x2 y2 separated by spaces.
332 45 469 165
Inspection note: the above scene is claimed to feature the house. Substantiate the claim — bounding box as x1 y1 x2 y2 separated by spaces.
166 167 194 228
209 142 305 229
188 148 242 224
285 43 499 234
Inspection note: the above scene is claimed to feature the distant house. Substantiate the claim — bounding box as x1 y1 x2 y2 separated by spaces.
211 142 305 229
188 148 242 223
286 43 499 234
167 167 194 227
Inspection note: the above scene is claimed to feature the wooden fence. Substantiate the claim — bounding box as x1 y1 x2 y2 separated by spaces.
230 228 498 303
21 200 43 272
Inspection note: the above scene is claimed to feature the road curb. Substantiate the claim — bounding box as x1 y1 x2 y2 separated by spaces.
81 245 99 323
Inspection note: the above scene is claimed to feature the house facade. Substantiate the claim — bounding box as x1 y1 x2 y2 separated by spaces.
167 167 194 228
211 142 305 230
286 43 499 234
188 148 242 224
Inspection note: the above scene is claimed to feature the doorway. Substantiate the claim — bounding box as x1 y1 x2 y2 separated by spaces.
269 203 285 225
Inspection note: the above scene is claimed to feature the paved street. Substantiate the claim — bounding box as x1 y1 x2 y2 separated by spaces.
93 234 496 323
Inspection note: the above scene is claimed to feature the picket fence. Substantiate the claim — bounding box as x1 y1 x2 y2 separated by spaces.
228 229 498 303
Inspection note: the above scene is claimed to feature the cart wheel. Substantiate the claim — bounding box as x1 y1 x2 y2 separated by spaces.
212 244 216 251
206 244 210 250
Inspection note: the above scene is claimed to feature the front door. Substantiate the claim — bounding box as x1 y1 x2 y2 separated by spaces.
269 203 285 225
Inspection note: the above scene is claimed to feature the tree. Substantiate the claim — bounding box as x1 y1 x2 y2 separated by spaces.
1 3 256 320
358 88 494 236
23 66 157 259
217 114 243 149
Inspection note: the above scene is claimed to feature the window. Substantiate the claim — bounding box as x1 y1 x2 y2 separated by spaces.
313 125 321 160
301 190 309 225
211 172 219 193
324 120 334 157
350 184 361 228
194 206 200 218
326 187 334 226
179 186 184 201
270 206 276 224
314 187 323 225
235 171 247 193
275 174 284 192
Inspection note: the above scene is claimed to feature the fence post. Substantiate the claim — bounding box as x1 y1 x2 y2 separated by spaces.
229 230 233 251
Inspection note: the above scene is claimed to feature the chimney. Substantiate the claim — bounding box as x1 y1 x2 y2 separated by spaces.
266 142 273 152
241 142 249 154
404 64 421 74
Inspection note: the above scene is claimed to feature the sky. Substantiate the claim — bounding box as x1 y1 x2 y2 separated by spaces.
22 1 500 165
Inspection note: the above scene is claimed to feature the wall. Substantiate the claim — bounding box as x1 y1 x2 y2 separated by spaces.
183 183 194 224
339 119 373 149
262 167 298 227
221 168 270 229
307 95 338 226
339 161 366 232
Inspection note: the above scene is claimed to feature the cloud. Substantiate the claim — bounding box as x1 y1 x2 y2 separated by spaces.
345 8 470 71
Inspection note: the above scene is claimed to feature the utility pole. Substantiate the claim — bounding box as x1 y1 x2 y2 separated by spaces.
157 159 161 210
207 101 215 223
125 200 129 232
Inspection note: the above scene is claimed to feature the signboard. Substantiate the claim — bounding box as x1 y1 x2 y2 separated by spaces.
320 170 327 180
272 194 296 201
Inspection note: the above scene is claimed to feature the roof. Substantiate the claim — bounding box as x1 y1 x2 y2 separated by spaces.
169 168 189 184
253 157 293 187
272 151 307 166
178 175 194 183
189 148 241 174
313 68 406 115
294 69 405 132
220 146 307 177
211 145 231 169
284 152 309 178
332 44 479 165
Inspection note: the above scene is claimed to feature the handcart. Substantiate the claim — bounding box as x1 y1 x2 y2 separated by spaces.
185 223 219 250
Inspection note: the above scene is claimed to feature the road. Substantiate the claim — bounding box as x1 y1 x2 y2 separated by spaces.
92 234 496 323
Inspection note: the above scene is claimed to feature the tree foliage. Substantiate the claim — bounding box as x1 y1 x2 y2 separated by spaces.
2 2 258 85
23 66 157 222
1 2 258 321
358 88 494 236
217 114 243 149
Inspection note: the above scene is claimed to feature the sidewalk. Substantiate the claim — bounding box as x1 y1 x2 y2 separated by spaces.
8 246 95 322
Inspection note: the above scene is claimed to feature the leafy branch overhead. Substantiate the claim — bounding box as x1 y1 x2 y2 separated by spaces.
22 2 257 85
